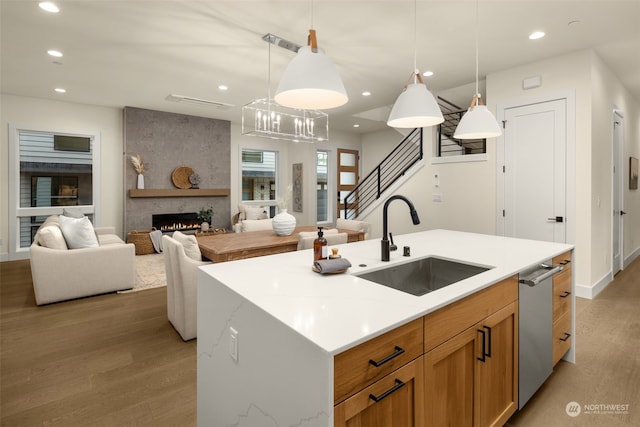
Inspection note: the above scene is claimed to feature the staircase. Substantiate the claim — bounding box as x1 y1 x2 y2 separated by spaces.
341 97 486 220
341 128 423 220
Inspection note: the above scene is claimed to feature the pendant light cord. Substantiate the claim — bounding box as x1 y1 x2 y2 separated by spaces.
474 0 479 105
267 36 272 100
310 0 314 29
413 0 417 83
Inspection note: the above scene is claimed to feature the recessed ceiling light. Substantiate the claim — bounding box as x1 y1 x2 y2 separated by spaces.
529 31 545 40
353 124 360 128
54 88 66 93
218 85 228 91
39 2 59 13
361 91 371 97
422 70 434 77
47 50 63 57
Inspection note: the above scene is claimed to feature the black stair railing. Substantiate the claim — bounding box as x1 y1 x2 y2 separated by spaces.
437 96 486 156
342 128 422 220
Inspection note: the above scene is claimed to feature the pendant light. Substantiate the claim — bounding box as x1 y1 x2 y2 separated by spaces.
387 0 443 128
453 0 501 139
274 1 348 110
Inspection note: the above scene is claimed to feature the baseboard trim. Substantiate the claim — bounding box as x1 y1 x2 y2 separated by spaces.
575 270 613 300
623 247 640 269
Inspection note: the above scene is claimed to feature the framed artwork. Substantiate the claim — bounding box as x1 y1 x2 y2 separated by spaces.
293 163 303 212
630 157 638 190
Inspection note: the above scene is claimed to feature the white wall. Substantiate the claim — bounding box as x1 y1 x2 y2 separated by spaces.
487 49 593 290
486 48 639 296
359 125 497 240
590 53 640 278
1 94 123 259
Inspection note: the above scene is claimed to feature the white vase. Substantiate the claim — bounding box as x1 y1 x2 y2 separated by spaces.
137 174 145 189
272 209 296 236
201 222 209 232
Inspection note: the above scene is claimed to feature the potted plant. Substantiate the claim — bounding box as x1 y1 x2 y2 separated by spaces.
197 206 214 231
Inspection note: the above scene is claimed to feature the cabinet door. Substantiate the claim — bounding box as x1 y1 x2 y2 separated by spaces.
477 301 519 427
334 356 424 427
424 325 481 427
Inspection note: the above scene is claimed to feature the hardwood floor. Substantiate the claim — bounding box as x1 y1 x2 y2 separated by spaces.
1 256 638 426
0 260 196 426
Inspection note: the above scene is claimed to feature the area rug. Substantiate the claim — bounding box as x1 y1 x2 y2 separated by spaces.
119 253 166 293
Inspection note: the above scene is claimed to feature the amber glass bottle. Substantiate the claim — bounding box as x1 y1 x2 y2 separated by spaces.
313 227 328 261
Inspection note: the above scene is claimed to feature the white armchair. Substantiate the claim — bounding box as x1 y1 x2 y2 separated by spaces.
163 234 210 341
297 231 348 250
336 218 372 240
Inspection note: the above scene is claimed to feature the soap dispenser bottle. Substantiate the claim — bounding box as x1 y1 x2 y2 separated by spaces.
313 227 328 261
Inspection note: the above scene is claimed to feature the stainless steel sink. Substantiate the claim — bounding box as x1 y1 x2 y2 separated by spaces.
355 256 492 296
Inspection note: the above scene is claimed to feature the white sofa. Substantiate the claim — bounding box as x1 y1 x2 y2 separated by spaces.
163 233 210 341
30 215 136 305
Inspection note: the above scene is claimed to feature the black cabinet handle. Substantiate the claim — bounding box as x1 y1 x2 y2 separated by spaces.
560 332 571 342
560 291 571 298
484 325 492 358
477 329 486 362
369 346 405 367
559 259 571 266
369 379 405 403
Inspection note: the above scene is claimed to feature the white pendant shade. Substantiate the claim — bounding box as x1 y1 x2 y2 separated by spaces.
387 83 444 128
275 45 348 110
453 104 502 139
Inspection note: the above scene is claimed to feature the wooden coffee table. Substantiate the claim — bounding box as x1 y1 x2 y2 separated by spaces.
196 226 364 263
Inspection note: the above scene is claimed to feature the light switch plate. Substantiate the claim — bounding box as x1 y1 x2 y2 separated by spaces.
432 194 442 202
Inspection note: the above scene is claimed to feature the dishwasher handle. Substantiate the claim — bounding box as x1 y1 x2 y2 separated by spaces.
519 264 563 287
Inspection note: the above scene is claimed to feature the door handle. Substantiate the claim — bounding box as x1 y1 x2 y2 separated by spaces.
620 210 627 215
547 216 564 223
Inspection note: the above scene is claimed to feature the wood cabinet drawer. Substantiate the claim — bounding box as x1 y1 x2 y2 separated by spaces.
553 310 572 365
424 276 518 352
334 356 425 426
334 317 423 404
553 270 572 320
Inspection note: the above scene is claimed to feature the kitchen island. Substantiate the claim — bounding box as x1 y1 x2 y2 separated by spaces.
197 229 574 426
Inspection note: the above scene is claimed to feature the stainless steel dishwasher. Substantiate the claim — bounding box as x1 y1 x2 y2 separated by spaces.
518 260 564 409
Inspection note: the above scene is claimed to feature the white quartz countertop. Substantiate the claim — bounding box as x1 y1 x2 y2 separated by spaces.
199 229 573 355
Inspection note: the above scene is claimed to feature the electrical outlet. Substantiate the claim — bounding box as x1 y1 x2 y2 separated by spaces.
229 327 238 362
432 194 442 202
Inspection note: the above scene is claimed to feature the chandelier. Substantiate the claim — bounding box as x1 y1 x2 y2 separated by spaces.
242 34 329 143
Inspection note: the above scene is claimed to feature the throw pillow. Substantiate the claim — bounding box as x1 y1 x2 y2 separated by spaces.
173 231 202 261
62 207 85 218
58 215 99 249
37 225 69 250
241 219 273 232
245 206 268 220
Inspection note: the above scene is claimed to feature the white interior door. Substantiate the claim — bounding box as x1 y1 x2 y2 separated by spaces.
612 112 623 274
502 99 567 243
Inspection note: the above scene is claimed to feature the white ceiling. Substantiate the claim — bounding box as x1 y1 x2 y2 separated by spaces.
2 1 639 134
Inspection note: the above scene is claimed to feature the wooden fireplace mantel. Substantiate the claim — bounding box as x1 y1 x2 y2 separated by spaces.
128 188 230 198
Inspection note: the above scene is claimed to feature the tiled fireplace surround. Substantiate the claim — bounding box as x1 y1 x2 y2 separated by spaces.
124 107 231 234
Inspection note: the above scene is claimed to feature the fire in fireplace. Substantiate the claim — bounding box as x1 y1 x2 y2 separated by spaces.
152 212 200 233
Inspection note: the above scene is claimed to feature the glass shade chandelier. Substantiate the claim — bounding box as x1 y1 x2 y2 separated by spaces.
453 0 501 139
274 1 348 110
387 0 443 128
242 33 328 143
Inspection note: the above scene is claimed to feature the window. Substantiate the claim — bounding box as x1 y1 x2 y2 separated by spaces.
241 149 277 217
10 127 99 253
316 150 329 222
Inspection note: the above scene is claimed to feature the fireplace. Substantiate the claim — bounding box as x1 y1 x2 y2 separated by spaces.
152 212 200 233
